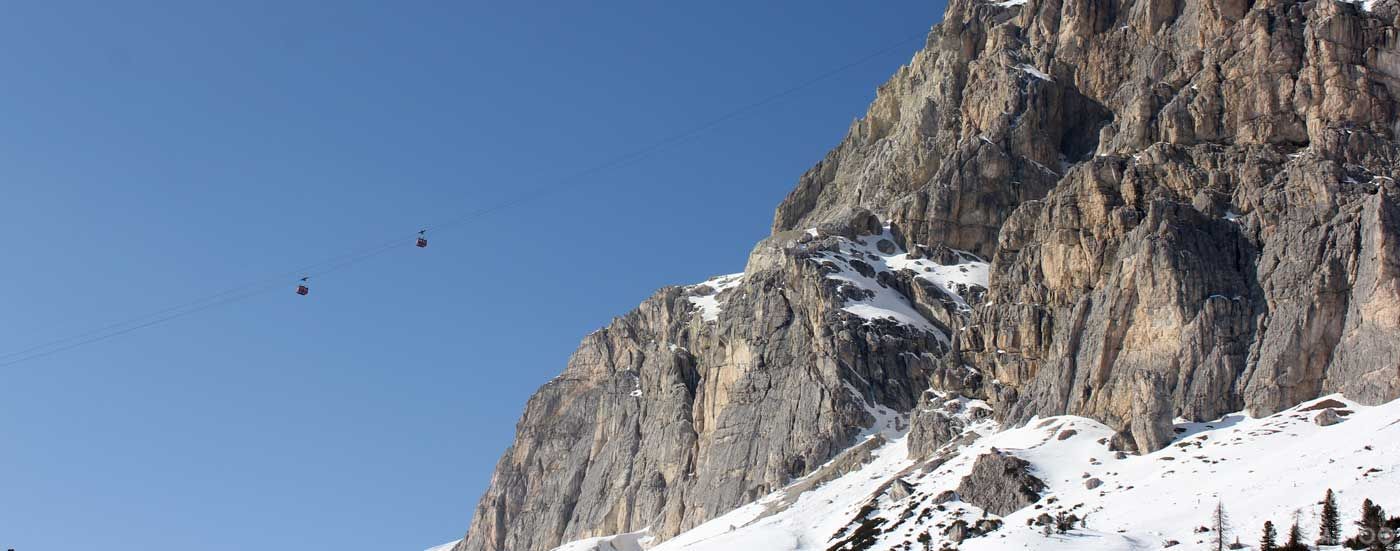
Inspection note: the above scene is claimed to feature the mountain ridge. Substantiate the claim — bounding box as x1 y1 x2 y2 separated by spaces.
447 0 1400 548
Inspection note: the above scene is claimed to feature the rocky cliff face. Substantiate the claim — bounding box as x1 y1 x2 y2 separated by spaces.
453 0 1400 547
454 214 983 551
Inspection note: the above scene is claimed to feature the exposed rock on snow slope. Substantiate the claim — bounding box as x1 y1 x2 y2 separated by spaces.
446 0 1400 547
548 395 1398 551
955 451 1046 517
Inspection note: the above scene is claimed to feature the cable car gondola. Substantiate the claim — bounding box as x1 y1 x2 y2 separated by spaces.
416 230 428 248
296 276 310 296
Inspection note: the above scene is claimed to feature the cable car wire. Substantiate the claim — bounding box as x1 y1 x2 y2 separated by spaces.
0 283 285 369
0 30 928 368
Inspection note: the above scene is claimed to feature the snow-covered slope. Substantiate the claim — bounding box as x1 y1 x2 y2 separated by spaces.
541 395 1400 551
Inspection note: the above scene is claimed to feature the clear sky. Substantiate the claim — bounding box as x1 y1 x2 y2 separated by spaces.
0 2 943 550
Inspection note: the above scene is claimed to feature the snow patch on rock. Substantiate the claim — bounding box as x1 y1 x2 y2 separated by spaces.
423 540 459 551
1339 0 1379 12
686 273 744 323
807 226 988 337
1017 64 1053 81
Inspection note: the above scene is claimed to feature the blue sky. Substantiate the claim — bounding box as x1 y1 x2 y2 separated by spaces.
0 2 942 550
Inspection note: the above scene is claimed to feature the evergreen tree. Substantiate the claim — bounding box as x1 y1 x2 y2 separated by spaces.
1262 521 1279 551
1214 501 1232 551
1320 489 1342 546
1284 520 1308 551
1389 513 1400 543
1344 499 1390 551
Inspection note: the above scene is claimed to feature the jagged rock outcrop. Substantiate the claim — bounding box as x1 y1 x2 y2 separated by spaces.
451 0 1400 547
908 390 992 458
939 0 1400 451
768 0 1400 452
954 451 1047 516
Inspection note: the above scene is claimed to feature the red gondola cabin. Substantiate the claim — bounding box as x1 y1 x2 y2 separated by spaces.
416 236 428 248
296 284 309 295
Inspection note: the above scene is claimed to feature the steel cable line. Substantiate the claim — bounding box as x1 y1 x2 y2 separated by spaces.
0 234 409 363
0 238 413 365
0 30 928 368
0 282 288 368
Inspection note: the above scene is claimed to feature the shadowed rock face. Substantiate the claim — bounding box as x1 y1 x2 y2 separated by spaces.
454 0 1400 548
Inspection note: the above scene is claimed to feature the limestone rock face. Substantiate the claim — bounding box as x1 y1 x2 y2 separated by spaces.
971 140 1399 451
453 0 1400 547
769 0 1400 453
455 219 960 551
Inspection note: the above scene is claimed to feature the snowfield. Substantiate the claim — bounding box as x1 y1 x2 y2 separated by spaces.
528 395 1400 551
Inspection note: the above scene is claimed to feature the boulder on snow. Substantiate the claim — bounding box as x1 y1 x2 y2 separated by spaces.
875 238 898 254
1084 477 1103 490
931 490 959 504
944 519 969 542
886 477 915 501
1109 431 1138 453
974 518 1003 535
955 452 1046 516
1314 408 1343 426
943 517 1002 544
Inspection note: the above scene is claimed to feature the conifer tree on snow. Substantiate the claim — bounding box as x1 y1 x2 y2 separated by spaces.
1262 521 1279 551
1344 499 1391 551
1320 489 1342 546
1214 502 1232 551
1283 520 1309 551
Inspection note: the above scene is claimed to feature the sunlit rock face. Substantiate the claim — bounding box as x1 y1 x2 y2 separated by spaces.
453 0 1400 547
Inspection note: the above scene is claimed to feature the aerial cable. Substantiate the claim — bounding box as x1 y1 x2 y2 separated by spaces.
0 30 929 368
0 233 410 362
0 282 284 368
